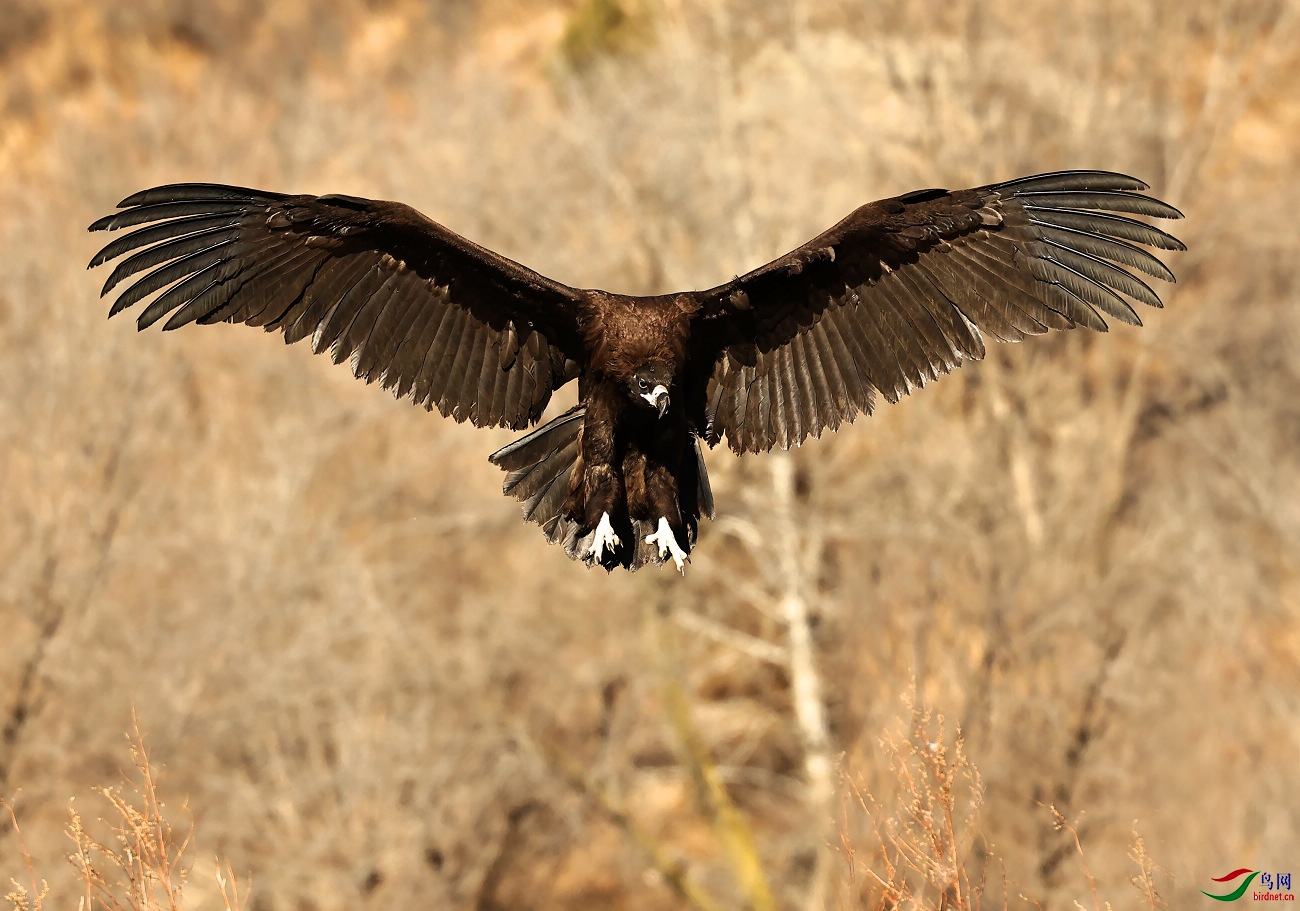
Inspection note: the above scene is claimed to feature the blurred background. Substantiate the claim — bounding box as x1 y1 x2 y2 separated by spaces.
1 1 1297 909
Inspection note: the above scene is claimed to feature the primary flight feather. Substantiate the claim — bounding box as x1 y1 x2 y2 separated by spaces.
88 170 1184 571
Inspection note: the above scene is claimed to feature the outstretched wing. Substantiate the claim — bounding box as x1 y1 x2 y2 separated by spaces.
89 185 585 430
690 171 1184 453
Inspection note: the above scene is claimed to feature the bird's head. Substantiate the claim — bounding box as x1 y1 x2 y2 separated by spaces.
629 361 674 418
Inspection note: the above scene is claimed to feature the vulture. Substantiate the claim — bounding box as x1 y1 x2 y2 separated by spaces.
88 170 1184 572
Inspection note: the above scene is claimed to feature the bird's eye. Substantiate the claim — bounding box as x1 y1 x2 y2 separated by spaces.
638 378 649 390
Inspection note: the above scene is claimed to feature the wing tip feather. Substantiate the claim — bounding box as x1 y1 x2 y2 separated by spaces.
116 183 280 208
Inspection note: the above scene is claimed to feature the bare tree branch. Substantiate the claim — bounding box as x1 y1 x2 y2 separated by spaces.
670 607 789 666
769 452 836 911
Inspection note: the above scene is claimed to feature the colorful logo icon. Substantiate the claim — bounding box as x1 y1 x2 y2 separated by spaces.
1203 870 1259 902
1202 869 1293 902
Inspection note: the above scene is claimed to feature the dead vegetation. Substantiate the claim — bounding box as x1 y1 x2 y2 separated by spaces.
1 0 1298 908
5 722 244 911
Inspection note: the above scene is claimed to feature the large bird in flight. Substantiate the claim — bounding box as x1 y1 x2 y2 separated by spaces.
88 171 1183 571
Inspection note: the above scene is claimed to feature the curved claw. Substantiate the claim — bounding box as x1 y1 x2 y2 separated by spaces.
645 516 688 573
587 512 621 562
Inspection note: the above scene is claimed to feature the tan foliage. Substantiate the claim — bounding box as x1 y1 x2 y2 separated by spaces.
5 722 244 911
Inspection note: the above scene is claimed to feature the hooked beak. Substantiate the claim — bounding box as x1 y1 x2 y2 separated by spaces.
642 384 670 418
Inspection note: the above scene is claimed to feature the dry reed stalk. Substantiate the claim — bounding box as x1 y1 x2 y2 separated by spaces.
2 799 48 911
840 700 996 910
5 719 244 911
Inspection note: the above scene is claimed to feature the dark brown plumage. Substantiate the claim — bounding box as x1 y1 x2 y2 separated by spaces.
87 170 1184 571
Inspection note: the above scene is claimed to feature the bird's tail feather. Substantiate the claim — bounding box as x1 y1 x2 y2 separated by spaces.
488 405 585 542
488 407 714 571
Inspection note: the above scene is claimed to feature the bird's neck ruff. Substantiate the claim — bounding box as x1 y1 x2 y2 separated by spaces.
581 291 694 380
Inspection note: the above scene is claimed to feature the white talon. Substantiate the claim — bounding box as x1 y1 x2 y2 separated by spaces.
645 517 688 573
587 512 621 562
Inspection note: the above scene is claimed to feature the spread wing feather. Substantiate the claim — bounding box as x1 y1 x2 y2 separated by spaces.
692 170 1184 453
89 185 584 430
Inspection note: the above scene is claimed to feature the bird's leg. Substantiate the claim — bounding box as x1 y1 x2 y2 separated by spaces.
588 511 621 562
645 516 688 573
578 390 625 563
636 429 689 573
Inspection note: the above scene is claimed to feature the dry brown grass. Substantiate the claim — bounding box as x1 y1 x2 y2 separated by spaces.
839 702 1171 911
2 1 1298 909
841 704 988 910
5 721 243 911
